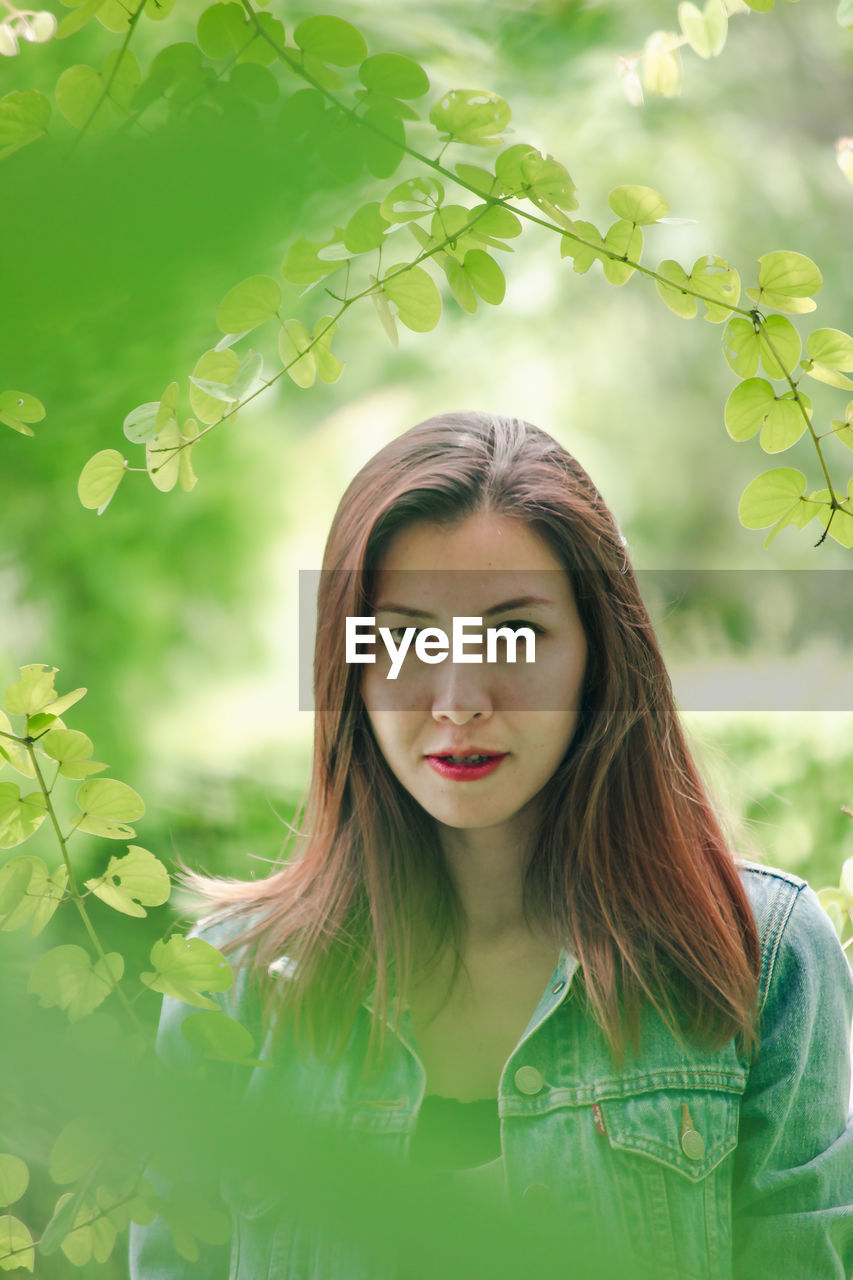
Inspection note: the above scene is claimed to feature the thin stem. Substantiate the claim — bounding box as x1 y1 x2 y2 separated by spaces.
24 743 141 1027
67 0 147 156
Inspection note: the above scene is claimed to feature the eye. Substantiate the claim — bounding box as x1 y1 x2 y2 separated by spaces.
497 620 543 635
387 625 421 643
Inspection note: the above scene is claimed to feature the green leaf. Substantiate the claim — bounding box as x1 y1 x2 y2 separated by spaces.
28 946 124 1021
601 221 642 286
84 846 170 918
49 1116 110 1185
0 792 46 849
429 89 511 146
78 450 126 513
806 328 853 370
281 236 341 286
75 778 144 822
293 15 366 66
0 90 51 161
738 467 805 529
55 0 107 40
181 1010 263 1064
361 106 405 180
0 1156 28 1207
443 259 477 313
746 250 823 313
760 392 810 453
226 350 264 402
724 378 775 440
122 401 160 444
608 185 669 225
179 419 200 494
100 48 141 113
1 857 66 934
379 177 444 225
358 53 428 98
0 712 35 778
216 275 281 335
0 391 45 438
455 163 502 198
380 264 442 332
691 255 741 322
560 221 603 274
343 202 389 253
678 0 728 57
461 249 505 304
0 1215 34 1271
470 204 521 243
56 65 113 133
189 349 240 425
40 728 104 777
146 418 181 494
370 282 398 346
140 937 233 1010
803 362 853 391
758 314 802 378
655 260 697 318
278 320 316 388
642 31 682 97
495 144 577 216
196 3 246 58
839 0 853 27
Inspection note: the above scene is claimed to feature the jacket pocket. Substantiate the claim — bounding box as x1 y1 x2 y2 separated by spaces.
598 1087 741 1280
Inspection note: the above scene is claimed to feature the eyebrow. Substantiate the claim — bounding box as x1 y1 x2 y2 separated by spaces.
373 595 555 620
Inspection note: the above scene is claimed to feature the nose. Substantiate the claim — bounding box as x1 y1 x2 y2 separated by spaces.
431 662 494 725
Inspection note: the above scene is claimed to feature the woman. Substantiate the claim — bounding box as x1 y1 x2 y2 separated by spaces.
131 411 852 1280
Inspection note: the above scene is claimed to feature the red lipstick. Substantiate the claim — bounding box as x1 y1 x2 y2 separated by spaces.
426 753 507 781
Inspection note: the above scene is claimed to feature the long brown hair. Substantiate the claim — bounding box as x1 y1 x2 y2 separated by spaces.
190 411 759 1061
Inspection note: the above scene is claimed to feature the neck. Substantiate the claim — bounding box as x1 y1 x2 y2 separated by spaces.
436 811 545 947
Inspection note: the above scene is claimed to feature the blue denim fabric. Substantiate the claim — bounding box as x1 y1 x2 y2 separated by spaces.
129 862 853 1280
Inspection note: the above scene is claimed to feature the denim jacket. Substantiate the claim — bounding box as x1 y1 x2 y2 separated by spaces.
130 861 853 1280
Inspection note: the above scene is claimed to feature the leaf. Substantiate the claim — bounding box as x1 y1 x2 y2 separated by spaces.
642 31 682 97
0 1156 28 1207
0 856 34 925
760 392 810 453
655 260 697 318
189 349 240 425
358 53 428 99
724 378 775 440
746 250 823 314
49 1116 110 1185
281 236 341 286
196 3 246 59
0 792 46 848
370 283 398 346
343 202 389 253
78 450 126 512
28 946 124 1021
0 90 51 161
84 846 170 917
28 864 68 937
0 857 65 934
560 220 603 274
40 728 96 770
146 418 181 494
608 185 669 225
678 0 728 57
470 203 521 243
462 249 505 304
802 363 853 391
293 15 366 66
380 264 442 332
758 314 802 378
226 350 264 402
140 936 233 1010
0 1215 34 1271
738 467 806 529
179 419 199 494
455 163 502 198
278 320 316 388
55 0 107 40
55 65 113 133
817 478 853 548
0 712 35 778
601 220 642 286
743 0 775 9
806 328 853 370
495 144 577 215
0 391 45 439
216 275 281 335
181 1010 261 1064
122 401 160 444
379 177 444 225
691 255 741 322
429 89 511 146
361 105 405 180
75 778 145 822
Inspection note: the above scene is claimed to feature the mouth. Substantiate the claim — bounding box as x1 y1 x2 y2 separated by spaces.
425 753 508 781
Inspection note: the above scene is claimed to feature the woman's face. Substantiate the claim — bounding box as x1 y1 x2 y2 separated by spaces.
360 511 588 845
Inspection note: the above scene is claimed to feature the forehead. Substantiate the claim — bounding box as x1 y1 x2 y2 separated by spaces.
371 512 575 614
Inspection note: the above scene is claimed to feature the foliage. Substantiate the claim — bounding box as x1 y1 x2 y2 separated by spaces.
2 2 852 547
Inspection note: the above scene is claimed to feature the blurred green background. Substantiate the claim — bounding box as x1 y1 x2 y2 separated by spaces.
1 1 853 1274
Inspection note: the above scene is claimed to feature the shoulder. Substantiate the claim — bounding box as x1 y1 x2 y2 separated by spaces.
736 858 852 1017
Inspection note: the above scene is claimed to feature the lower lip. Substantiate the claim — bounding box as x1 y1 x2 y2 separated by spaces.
426 755 507 781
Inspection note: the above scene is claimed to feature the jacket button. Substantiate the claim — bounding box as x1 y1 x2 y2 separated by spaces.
681 1128 706 1160
514 1065 544 1095
522 1182 553 1209
551 979 565 994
